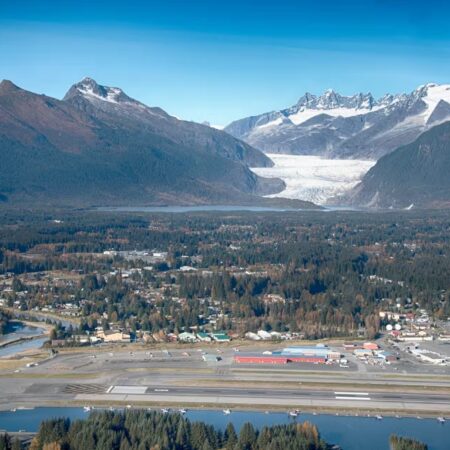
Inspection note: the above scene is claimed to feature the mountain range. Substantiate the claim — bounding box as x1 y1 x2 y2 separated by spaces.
225 83 450 160
1 77 449 210
0 78 299 208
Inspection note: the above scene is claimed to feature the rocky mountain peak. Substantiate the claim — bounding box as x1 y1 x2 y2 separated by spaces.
318 89 341 108
0 79 22 94
294 89 376 112
63 77 134 104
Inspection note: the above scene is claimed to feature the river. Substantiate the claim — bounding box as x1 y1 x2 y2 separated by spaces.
0 408 448 449
0 322 47 358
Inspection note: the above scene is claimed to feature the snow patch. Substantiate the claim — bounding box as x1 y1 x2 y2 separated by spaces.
420 84 450 122
257 117 284 128
287 106 379 126
251 154 375 205
78 86 119 104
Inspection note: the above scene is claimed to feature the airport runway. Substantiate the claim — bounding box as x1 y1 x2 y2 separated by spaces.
104 384 450 404
67 383 450 414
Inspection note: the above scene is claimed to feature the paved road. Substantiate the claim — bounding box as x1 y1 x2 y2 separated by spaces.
108 384 450 405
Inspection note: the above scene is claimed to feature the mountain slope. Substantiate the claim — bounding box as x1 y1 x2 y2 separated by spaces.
345 121 450 208
0 78 288 207
225 84 450 160
64 78 271 168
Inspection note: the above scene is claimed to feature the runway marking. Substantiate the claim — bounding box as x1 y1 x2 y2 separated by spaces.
106 386 114 394
334 391 371 401
334 392 369 396
154 389 169 392
63 384 108 394
110 386 147 394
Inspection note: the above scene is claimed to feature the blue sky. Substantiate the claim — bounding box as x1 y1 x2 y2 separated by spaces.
1 0 450 125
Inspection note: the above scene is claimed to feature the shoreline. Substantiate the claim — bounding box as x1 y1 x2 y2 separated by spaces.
1 398 448 419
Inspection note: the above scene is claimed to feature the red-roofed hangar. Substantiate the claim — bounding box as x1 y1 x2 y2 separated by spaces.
234 354 326 364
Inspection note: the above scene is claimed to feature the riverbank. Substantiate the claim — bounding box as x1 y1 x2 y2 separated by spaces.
1 307 80 328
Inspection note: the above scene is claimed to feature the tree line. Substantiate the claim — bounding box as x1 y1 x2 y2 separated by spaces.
1 410 330 450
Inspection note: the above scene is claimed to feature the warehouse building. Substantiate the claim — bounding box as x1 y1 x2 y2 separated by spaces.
234 354 288 364
234 353 326 365
234 344 342 365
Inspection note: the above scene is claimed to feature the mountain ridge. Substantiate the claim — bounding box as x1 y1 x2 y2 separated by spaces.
225 83 450 160
342 120 450 209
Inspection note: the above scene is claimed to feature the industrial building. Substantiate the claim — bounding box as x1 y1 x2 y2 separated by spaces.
234 354 288 364
234 353 326 365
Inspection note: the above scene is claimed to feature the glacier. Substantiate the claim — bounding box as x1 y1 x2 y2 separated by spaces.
251 154 375 205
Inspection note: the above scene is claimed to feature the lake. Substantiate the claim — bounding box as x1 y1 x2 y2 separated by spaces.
98 205 307 213
0 407 448 450
97 205 364 213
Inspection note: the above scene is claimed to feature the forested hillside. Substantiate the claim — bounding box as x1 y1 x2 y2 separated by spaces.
348 121 450 208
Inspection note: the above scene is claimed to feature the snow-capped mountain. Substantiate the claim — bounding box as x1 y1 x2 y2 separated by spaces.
66 77 136 104
63 77 273 168
225 83 450 160
63 77 170 121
